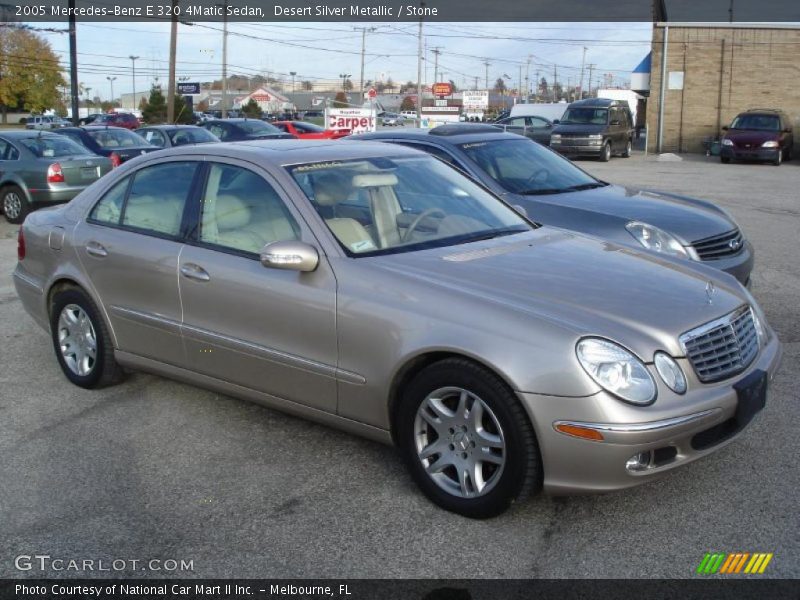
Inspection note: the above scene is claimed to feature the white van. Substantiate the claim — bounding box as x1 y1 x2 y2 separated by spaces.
509 102 568 123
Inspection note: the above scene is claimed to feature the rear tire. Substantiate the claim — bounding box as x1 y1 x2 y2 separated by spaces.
599 142 611 162
721 156 731 164
397 358 542 518
622 139 632 158
50 287 124 389
2 185 30 225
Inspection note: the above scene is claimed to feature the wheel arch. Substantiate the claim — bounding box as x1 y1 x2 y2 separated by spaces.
387 349 528 446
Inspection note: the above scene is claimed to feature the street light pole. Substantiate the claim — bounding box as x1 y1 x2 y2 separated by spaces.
290 71 296 93
356 26 376 98
106 77 117 105
129 55 139 110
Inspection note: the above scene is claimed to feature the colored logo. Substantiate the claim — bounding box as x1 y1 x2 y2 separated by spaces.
696 552 773 574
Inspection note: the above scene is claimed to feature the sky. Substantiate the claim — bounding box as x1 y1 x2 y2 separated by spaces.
33 21 653 100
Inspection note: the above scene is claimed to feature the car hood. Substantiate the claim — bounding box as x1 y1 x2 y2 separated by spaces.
506 184 735 245
368 229 746 358
552 123 606 135
724 130 779 145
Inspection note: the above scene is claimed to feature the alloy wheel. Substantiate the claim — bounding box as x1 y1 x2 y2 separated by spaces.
57 304 97 376
413 386 506 499
3 192 21 220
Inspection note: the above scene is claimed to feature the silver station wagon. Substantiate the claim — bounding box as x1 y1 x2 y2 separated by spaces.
13 141 782 518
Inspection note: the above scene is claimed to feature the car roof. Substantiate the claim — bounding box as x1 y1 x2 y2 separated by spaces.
567 98 623 108
138 139 424 166
138 124 200 130
738 108 783 116
355 124 519 145
0 129 62 139
60 125 134 132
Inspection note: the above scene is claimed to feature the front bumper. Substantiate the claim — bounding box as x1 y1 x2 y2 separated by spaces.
550 140 604 157
695 239 754 287
519 335 782 494
720 146 780 161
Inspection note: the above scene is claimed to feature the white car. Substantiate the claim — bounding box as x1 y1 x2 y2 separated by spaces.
25 116 62 130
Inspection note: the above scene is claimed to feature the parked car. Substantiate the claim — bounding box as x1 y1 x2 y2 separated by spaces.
55 126 158 167
509 102 568 123
0 130 111 224
79 113 105 126
381 113 406 127
200 118 295 142
25 115 62 130
93 112 141 130
134 125 220 148
272 120 350 140
352 125 754 285
302 110 324 119
13 140 781 517
400 110 418 119
493 115 554 145
549 98 634 161
720 109 794 166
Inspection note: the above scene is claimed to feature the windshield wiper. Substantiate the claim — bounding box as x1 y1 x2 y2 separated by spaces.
454 227 528 245
562 182 608 192
517 188 564 195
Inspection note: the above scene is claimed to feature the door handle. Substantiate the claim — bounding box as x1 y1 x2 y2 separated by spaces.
180 263 210 282
85 241 108 258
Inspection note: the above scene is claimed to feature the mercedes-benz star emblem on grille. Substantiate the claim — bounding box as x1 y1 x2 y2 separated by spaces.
705 281 716 304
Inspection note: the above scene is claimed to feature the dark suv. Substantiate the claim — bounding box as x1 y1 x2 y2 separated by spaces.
720 109 794 166
549 98 633 161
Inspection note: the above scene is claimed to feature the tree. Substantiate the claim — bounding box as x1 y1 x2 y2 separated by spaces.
385 77 395 93
333 91 348 108
0 27 66 123
241 98 261 118
538 77 548 98
400 81 416 93
141 86 167 124
301 80 313 91
342 78 353 91
448 79 458 93
173 95 193 124
494 78 506 93
138 96 149 111
197 99 209 112
400 96 416 112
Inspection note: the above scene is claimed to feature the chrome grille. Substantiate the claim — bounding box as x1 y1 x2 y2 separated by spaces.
680 306 759 383
691 229 744 261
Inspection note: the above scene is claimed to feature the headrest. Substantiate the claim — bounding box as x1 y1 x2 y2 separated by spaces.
312 172 352 207
215 194 250 230
352 173 398 188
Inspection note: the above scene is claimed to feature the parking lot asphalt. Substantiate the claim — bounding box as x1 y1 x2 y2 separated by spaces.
0 151 798 580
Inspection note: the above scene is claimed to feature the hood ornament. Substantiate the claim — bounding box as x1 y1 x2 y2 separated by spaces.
705 281 716 304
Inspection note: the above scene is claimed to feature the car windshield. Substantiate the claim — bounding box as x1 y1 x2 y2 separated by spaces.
237 121 281 135
167 127 219 145
19 135 88 158
730 114 780 131
560 107 608 125
288 155 532 256
459 138 604 195
87 128 148 148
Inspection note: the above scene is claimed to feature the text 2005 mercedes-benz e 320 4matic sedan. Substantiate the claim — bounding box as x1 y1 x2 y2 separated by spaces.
14 141 782 518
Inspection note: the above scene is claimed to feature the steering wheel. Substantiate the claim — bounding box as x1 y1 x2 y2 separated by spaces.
401 208 447 242
523 168 549 188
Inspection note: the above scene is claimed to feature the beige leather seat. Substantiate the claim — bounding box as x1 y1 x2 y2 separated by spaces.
312 174 377 252
205 194 299 254
123 194 183 235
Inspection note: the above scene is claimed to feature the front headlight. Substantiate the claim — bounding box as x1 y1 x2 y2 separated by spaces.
576 338 656 405
550 134 561 142
625 221 689 258
750 305 769 346
761 140 779 148
588 134 603 139
721 138 734 146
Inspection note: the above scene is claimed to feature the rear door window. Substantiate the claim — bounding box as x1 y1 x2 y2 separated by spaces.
121 162 199 236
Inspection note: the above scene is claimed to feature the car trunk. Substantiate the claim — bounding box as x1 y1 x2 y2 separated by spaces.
55 155 111 186
111 147 157 163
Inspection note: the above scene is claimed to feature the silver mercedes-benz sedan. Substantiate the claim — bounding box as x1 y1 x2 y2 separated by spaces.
13 141 782 518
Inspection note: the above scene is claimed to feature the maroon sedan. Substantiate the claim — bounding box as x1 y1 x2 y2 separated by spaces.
93 112 141 130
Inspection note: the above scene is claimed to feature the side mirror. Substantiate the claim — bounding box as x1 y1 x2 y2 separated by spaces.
610 120 621 126
552 119 560 125
260 240 319 272
512 204 528 218
783 127 792 133
721 126 729 131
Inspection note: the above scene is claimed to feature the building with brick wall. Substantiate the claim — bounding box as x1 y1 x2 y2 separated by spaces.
647 23 800 154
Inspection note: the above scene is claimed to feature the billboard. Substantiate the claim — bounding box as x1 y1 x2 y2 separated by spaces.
462 90 489 110
177 82 200 94
326 107 377 134
432 82 453 96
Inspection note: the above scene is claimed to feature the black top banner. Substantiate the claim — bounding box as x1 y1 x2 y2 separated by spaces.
3 0 800 22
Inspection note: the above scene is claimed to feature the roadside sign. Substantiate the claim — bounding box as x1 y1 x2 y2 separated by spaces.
432 82 453 97
326 107 377 134
177 82 200 94
462 90 489 109
367 88 377 99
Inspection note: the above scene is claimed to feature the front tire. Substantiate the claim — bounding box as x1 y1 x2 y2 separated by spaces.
773 149 783 166
397 358 542 518
599 141 611 162
720 156 731 164
2 185 30 224
50 287 124 389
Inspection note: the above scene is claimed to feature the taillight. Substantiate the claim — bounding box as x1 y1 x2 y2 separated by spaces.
47 163 65 183
17 227 25 260
109 152 122 168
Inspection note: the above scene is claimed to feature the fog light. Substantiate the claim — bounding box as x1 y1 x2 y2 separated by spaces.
626 451 652 472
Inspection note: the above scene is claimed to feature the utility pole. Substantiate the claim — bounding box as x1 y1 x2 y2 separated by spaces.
483 59 490 89
473 76 479 91
106 76 116 104
166 0 178 122
553 65 558 102
518 65 522 103
129 56 139 110
68 0 79 125
587 64 595 98
525 56 532 103
431 47 442 83
579 46 587 100
416 3 424 121
356 26 376 97
221 0 228 118
290 71 296 93
534 70 540 102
